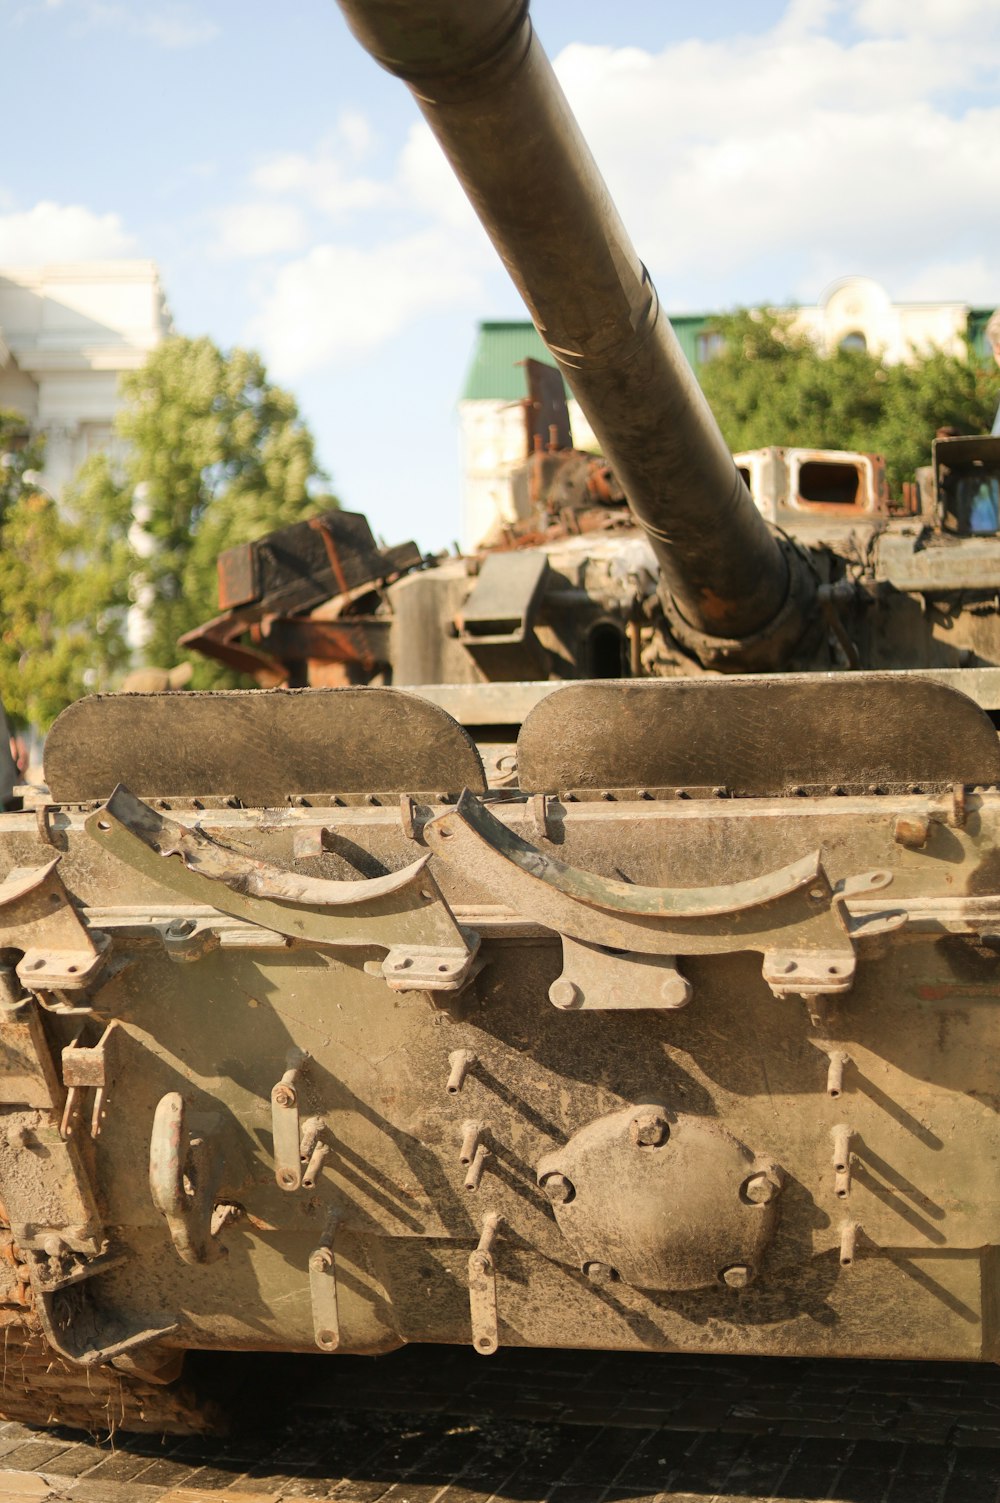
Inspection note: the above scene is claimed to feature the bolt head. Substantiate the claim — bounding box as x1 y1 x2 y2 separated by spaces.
540 1171 575 1205
894 815 929 849
549 978 581 1010
629 1110 670 1148
722 1264 752 1289
584 1261 619 1286
743 1171 780 1205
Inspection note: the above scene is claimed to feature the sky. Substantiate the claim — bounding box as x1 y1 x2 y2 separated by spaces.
4 0 1000 551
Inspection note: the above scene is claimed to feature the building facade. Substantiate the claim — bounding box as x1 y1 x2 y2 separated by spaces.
458 277 997 551
0 261 171 494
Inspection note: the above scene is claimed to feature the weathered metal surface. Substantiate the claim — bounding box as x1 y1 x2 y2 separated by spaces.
44 688 487 803
4 742 1000 1435
148 1093 228 1266
516 674 1000 795
401 667 1000 719
537 1106 784 1291
333 0 797 649
11 0 1000 1440
85 786 479 991
423 786 895 998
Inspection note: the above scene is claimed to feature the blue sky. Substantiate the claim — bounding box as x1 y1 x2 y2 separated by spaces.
4 0 1000 549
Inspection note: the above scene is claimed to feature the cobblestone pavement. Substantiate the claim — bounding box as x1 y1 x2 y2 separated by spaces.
3 1347 1000 1503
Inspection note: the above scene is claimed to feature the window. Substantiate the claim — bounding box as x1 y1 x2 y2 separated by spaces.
696 331 726 363
839 330 867 353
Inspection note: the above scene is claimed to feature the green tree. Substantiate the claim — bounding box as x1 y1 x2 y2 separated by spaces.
0 412 100 729
66 335 336 692
698 309 1000 496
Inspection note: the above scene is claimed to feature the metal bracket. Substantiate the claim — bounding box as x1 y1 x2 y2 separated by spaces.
549 936 691 1011
309 1212 342 1352
468 1212 501 1355
271 1049 309 1192
0 859 108 993
0 1002 104 1254
34 1279 180 1369
425 791 895 999
149 1092 228 1265
60 1021 120 1141
86 785 477 992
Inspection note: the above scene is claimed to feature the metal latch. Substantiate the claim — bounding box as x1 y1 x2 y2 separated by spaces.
468 1212 501 1355
60 1021 120 1140
309 1211 342 1352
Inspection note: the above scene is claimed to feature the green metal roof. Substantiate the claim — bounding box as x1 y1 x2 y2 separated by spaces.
460 315 715 402
460 322 565 401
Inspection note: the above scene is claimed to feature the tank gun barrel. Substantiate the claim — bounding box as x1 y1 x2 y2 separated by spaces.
334 0 796 645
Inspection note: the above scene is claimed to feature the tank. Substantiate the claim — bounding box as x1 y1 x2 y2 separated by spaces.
182 416 1000 745
6 0 1000 1438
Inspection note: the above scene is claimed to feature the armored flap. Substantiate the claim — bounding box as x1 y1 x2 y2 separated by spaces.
459 550 550 679
44 687 486 803
516 673 1000 795
217 509 406 613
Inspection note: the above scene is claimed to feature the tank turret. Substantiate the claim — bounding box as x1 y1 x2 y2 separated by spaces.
333 0 811 668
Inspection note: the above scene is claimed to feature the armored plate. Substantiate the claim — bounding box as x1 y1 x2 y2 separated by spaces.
516 673 1000 796
44 687 486 804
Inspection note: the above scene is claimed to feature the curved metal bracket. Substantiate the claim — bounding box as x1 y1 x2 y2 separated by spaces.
149 1092 227 1265
0 858 107 992
86 785 477 991
425 791 896 998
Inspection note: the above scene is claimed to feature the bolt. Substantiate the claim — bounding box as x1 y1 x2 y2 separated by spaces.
539 1171 575 1205
464 1143 490 1192
629 1110 670 1148
549 978 582 1010
743 1171 780 1206
826 1051 849 1098
272 1083 297 1108
831 1124 853 1174
459 1120 482 1167
584 1261 619 1286
447 1049 475 1095
840 1221 860 1267
894 815 929 849
721 1265 752 1289
167 918 196 938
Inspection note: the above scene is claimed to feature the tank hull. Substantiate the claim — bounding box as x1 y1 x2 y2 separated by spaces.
3 677 1000 1434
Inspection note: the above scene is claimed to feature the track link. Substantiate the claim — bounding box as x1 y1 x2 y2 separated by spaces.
0 1314 216 1436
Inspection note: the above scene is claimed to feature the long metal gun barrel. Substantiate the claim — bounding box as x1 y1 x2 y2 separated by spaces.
334 0 794 643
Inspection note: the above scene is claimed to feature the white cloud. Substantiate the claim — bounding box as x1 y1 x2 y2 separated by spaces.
548 16 1000 308
217 0 1000 390
893 256 1000 306
397 122 482 233
21 0 220 46
211 201 309 259
852 0 1000 36
248 232 483 378
136 6 219 49
0 202 136 263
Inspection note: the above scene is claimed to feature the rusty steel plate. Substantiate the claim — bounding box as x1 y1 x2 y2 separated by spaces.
516 674 1000 796
44 688 486 804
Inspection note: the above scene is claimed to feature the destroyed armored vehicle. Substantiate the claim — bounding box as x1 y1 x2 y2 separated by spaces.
184 400 1000 741
5 0 1000 1439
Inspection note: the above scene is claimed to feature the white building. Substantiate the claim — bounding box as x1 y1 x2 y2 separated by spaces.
0 261 171 493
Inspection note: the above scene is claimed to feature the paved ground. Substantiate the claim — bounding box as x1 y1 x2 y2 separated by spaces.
3 1347 1000 1503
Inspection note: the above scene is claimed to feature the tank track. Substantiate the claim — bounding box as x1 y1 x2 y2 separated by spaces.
0 1313 216 1435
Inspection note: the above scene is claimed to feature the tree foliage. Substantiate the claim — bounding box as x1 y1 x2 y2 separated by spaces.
0 411 97 730
62 335 336 697
698 309 1000 496
0 339 335 728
